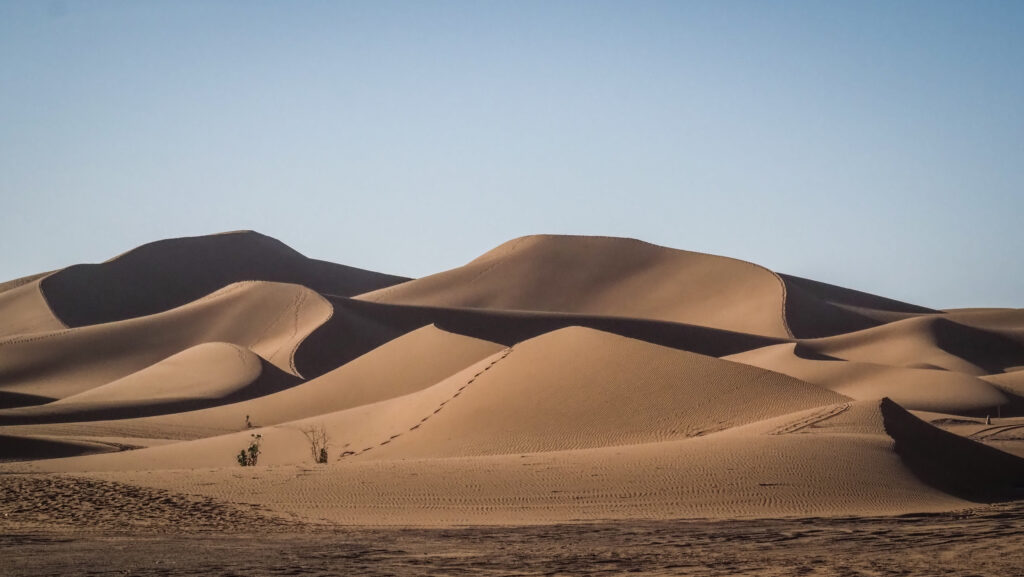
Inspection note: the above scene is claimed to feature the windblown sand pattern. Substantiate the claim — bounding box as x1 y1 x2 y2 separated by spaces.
1 232 1022 573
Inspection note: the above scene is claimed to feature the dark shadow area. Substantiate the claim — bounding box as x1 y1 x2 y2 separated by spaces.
792 343 843 361
40 231 409 327
882 398 1024 501
0 391 55 410
933 318 1024 374
780 274 938 314
778 276 884 339
0 435 113 462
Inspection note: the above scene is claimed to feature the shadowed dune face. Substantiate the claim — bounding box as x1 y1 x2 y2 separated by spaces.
0 434 115 462
778 274 937 338
0 391 54 410
1 231 1024 527
881 398 1024 500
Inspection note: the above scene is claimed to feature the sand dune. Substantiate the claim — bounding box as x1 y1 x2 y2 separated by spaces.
0 281 330 403
981 370 1024 401
39 230 407 327
0 343 301 425
727 343 1008 413
798 316 1024 376
346 327 848 459
1 231 1023 531
357 234 941 339
357 235 795 337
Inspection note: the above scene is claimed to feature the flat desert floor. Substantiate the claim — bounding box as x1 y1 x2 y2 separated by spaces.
3 481 1023 576
2 232 1022 575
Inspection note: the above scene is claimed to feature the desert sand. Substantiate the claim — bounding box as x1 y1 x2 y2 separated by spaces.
2 231 1022 576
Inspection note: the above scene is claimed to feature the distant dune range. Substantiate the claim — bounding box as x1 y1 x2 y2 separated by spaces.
1 231 1022 527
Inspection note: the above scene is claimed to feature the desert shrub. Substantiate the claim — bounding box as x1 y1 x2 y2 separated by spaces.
237 433 262 466
300 424 329 464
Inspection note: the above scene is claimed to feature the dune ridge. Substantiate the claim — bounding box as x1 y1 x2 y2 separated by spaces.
0 272 66 338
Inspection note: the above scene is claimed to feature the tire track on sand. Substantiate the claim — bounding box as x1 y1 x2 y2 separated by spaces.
969 423 1024 441
769 403 851 436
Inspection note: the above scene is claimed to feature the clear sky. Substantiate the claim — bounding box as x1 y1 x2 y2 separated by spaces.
2 1 1022 308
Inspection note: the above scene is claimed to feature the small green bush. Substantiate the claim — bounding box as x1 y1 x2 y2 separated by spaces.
237 433 262 466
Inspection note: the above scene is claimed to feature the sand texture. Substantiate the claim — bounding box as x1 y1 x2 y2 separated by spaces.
1 232 1022 575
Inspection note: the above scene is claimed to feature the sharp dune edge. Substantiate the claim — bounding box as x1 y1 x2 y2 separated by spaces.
1 232 1023 531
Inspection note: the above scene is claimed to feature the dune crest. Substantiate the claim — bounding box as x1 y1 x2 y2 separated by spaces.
0 273 66 338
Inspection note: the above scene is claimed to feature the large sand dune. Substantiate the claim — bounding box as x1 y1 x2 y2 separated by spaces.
39 230 408 327
356 234 943 339
357 235 794 336
2 232 1022 530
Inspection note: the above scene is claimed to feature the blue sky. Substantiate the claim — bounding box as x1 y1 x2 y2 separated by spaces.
2 1 1022 308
